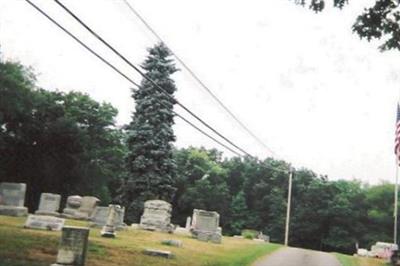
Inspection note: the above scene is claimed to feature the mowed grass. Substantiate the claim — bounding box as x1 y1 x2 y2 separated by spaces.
334 253 387 266
0 215 281 266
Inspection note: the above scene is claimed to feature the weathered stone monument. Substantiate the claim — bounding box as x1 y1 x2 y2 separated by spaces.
139 200 174 232
24 214 65 231
35 193 61 216
101 204 118 238
62 195 82 218
90 205 125 229
0 182 28 217
62 196 99 220
191 209 222 244
74 196 100 220
51 226 90 266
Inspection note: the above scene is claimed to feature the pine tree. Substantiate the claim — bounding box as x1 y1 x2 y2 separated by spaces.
120 43 178 222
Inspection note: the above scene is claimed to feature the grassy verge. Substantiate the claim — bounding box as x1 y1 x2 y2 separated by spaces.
334 253 387 266
0 215 280 266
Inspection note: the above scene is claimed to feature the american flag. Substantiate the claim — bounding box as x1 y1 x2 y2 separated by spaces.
395 104 400 163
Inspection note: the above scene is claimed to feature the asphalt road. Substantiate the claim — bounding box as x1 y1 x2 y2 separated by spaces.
253 247 342 266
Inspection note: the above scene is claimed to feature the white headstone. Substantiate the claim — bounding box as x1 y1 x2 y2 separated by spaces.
35 193 61 216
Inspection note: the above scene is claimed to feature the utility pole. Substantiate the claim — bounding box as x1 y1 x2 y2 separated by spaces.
284 169 293 246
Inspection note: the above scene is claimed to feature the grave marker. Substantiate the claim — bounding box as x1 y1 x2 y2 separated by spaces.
191 209 222 244
35 193 61 216
51 226 90 266
0 182 28 217
140 200 174 232
24 214 65 231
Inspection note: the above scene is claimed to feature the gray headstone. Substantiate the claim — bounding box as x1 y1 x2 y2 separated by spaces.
0 182 26 206
139 200 174 232
90 206 108 226
24 214 65 231
62 195 82 218
90 205 125 229
143 249 174 259
191 209 221 244
62 196 100 220
51 226 90 266
192 209 219 232
35 193 61 216
0 182 28 217
72 196 99 220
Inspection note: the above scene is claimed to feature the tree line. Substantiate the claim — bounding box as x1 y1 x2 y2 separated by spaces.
0 45 397 255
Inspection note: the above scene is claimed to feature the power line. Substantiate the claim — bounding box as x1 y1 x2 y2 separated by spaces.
24 0 244 157
121 0 278 158
24 0 140 89
24 0 294 174
53 0 254 158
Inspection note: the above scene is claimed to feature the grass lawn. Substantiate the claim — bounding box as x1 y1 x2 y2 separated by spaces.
0 215 281 266
334 253 388 266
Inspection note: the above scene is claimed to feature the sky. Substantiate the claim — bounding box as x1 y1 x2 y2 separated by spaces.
0 0 399 184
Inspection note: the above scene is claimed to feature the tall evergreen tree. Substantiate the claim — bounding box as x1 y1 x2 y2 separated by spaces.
120 43 178 222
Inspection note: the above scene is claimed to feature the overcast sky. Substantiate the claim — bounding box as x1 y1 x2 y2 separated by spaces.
1 0 399 184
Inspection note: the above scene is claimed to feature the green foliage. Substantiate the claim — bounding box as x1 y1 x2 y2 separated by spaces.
0 55 125 209
353 0 400 51
229 191 249 235
242 229 258 240
119 43 178 222
293 0 400 52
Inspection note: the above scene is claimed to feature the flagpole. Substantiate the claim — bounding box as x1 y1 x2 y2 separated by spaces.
395 162 398 244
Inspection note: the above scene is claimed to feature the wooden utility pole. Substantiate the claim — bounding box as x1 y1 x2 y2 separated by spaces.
284 169 293 246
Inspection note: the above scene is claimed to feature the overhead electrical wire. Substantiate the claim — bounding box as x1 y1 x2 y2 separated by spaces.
24 0 292 174
52 0 254 158
24 0 246 157
121 0 278 158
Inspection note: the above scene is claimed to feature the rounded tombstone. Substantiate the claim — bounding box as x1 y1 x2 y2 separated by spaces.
67 195 82 208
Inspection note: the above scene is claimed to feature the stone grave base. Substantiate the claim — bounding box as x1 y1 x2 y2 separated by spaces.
139 219 175 233
0 205 28 217
174 226 191 236
194 231 222 244
35 210 60 217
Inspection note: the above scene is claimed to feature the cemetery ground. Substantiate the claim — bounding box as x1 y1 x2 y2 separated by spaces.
0 216 387 266
334 253 386 266
0 215 280 266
